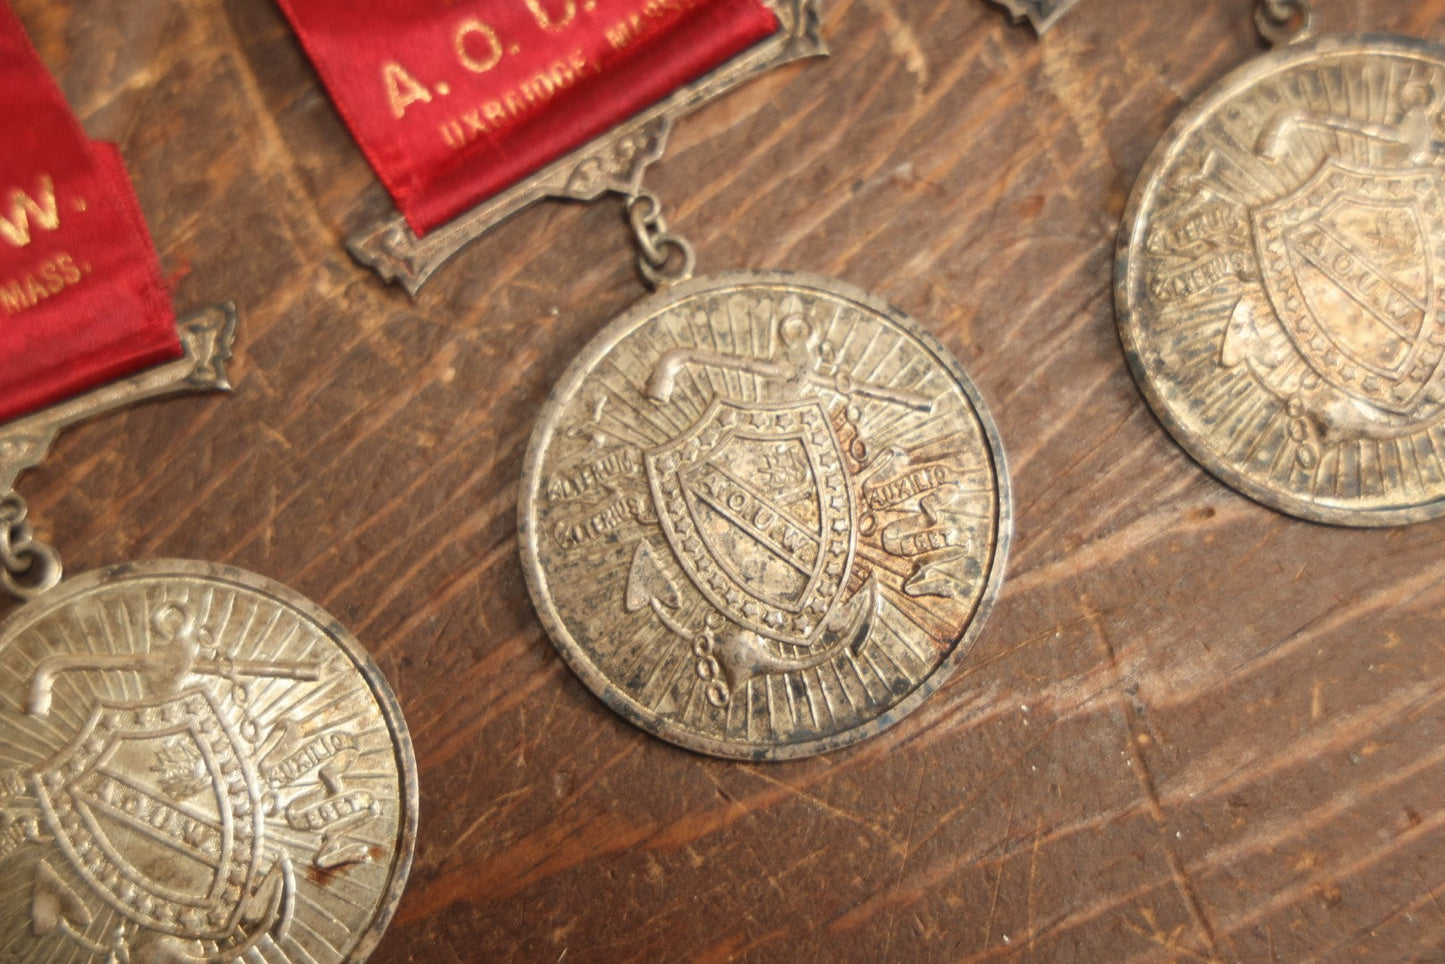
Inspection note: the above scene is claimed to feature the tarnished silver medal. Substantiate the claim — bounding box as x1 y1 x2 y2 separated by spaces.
520 272 1011 759
491 0 1016 759
0 309 417 962
1117 1 1445 525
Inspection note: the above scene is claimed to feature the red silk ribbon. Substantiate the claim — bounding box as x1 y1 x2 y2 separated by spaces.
275 0 780 235
0 3 180 424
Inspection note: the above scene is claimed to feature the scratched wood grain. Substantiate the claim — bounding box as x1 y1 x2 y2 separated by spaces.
8 0 1445 960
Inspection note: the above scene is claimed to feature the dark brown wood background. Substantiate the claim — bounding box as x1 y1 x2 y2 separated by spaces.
10 0 1445 959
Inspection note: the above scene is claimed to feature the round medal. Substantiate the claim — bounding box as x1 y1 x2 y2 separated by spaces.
520 272 1011 760
1118 35 1445 526
0 560 416 962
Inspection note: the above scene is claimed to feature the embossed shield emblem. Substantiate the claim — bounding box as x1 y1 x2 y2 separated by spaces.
1253 161 1445 414
646 399 856 647
35 688 266 940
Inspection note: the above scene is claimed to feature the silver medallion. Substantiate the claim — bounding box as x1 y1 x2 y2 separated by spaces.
0 560 417 963
1117 33 1445 525
520 272 1011 760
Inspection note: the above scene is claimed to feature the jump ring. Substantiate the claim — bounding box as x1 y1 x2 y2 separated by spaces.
638 234 697 288
0 540 62 601
1255 0 1313 46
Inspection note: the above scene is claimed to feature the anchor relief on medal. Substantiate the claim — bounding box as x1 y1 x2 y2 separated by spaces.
1152 74 1445 462
0 598 385 962
544 306 983 711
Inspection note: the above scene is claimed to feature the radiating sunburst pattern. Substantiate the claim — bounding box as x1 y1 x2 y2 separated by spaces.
522 273 1009 759
1121 38 1445 525
0 562 413 963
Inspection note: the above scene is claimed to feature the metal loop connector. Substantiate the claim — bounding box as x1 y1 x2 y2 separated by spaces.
1255 0 1313 47
0 492 61 601
625 190 696 289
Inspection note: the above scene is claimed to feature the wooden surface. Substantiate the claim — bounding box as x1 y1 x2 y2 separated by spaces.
9 0 1445 959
